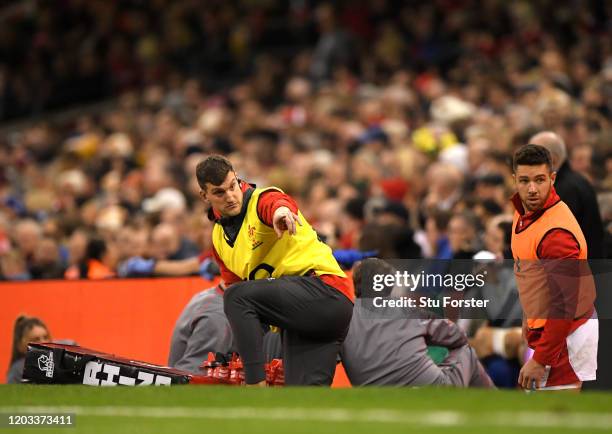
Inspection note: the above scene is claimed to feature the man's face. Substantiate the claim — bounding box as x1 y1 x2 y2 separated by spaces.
514 164 556 212
200 171 244 217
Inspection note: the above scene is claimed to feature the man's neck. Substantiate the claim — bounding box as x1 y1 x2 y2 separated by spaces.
521 201 540 216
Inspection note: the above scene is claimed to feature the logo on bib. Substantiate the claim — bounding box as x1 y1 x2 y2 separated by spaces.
247 224 263 250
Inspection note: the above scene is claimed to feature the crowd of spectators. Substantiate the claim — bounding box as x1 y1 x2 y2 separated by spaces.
0 0 611 284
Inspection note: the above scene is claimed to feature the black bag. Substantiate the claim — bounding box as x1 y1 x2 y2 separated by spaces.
23 343 208 385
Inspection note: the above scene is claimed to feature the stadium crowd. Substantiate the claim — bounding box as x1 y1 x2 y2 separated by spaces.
1 1 611 386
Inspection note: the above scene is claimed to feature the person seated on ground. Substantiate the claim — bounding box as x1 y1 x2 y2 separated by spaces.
7 316 51 383
168 283 234 373
168 282 284 374
470 324 525 388
339 258 494 387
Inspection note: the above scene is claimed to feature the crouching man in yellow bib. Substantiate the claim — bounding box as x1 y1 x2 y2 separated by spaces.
196 155 353 385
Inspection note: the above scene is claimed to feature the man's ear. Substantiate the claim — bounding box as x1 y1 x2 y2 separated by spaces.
199 189 208 202
550 171 557 184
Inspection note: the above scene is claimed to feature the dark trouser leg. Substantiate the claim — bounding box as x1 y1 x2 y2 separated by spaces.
282 331 343 385
263 330 283 361
435 345 495 388
223 276 353 385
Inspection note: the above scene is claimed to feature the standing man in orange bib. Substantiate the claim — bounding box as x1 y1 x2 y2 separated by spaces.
511 144 597 391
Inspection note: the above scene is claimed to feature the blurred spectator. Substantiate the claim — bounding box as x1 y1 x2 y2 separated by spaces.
142 187 187 214
150 222 199 261
423 209 452 260
0 0 608 286
310 4 355 83
472 174 508 211
472 198 504 229
470 325 524 388
601 193 612 259
13 219 42 272
115 225 150 263
0 250 30 281
337 197 367 249
448 211 481 259
424 163 464 213
30 237 65 279
66 237 116 280
570 144 594 183
373 201 409 227
479 215 514 261
63 229 90 279
529 131 605 258
467 215 524 388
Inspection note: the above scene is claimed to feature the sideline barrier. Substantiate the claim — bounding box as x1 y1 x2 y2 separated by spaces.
1 277 213 383
1 277 353 387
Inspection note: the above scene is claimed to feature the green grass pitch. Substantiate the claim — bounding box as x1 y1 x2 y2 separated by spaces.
1 385 612 433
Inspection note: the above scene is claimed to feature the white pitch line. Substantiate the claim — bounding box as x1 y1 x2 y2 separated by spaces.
1 406 611 430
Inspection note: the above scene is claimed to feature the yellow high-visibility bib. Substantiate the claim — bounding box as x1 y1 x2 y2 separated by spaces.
213 187 346 281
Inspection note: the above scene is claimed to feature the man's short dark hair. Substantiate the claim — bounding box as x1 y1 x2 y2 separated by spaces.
513 144 553 172
352 258 395 298
196 155 234 189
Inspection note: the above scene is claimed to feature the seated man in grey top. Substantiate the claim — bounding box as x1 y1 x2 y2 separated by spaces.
340 258 493 387
168 282 282 373
168 284 234 373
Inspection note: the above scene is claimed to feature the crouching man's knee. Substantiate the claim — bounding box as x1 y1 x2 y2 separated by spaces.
223 281 252 316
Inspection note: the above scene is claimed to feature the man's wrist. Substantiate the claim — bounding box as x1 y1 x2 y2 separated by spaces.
531 352 548 367
273 206 290 216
